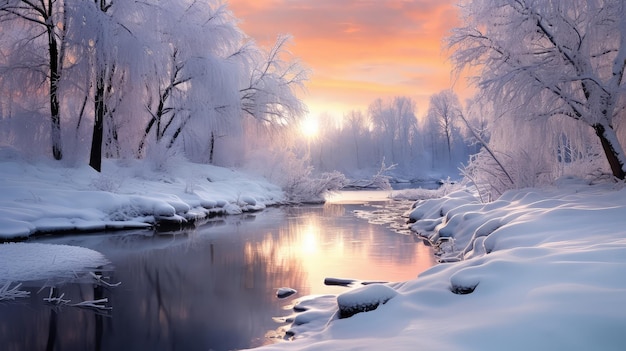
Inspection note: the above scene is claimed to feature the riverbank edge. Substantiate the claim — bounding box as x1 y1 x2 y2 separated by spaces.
1 203 277 243
252 179 626 351
0 156 287 241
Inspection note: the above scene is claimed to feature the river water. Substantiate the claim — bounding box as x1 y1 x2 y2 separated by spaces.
0 190 435 351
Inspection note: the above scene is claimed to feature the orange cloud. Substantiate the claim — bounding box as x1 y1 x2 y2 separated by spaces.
228 0 473 118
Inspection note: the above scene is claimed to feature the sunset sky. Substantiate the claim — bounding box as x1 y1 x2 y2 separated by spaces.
228 0 472 120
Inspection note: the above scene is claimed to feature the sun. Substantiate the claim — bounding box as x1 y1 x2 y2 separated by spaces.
300 116 319 139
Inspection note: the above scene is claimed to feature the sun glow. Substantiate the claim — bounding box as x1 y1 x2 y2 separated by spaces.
300 116 319 139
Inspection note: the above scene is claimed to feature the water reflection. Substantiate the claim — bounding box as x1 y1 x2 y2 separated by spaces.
0 198 435 351
276 204 435 295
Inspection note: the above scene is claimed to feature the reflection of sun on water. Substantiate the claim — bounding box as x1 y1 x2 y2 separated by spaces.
243 205 436 296
301 223 319 255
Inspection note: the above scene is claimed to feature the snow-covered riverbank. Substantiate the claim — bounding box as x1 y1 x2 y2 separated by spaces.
0 151 284 240
256 178 626 351
3 148 626 350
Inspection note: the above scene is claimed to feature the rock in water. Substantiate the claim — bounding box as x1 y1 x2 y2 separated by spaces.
336 284 398 319
324 277 356 286
277 287 297 299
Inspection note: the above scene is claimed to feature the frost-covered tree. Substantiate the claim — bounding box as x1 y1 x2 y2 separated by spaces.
0 0 309 172
367 97 418 166
449 0 626 179
344 110 370 169
135 1 246 163
306 96 445 177
392 96 419 165
67 0 129 170
240 35 309 127
61 0 157 168
131 5 308 165
0 0 66 160
369 98 397 163
426 90 462 163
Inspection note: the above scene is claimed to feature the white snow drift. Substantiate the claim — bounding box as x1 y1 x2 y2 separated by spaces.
0 153 284 239
0 243 109 284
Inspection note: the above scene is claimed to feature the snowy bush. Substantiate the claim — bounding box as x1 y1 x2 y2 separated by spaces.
144 143 188 175
90 173 122 192
461 149 518 202
369 159 395 190
244 146 348 203
346 158 397 190
284 170 348 203
462 143 613 202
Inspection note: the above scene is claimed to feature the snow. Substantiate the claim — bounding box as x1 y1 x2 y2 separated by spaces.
0 153 284 239
0 243 109 284
3 151 626 350
255 179 626 351
336 283 398 318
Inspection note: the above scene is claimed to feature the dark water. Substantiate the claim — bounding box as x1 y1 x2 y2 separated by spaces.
0 194 435 351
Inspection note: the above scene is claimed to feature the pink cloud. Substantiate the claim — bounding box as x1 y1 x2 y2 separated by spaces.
228 0 469 116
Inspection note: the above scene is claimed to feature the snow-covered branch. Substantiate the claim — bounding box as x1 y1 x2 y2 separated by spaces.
90 271 121 287
0 282 30 301
42 272 120 310
449 0 626 181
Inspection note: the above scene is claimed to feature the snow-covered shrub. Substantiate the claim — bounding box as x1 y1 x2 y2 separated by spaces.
344 159 398 190
462 141 611 202
284 169 348 203
460 106 616 202
244 146 347 203
461 148 532 202
90 173 122 192
369 159 395 190
144 143 188 175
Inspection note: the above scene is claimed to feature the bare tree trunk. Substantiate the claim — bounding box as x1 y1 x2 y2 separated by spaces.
593 123 626 180
90 71 105 172
105 111 120 158
156 95 164 142
167 113 192 149
353 137 360 169
47 22 62 160
89 0 113 171
137 116 156 157
445 128 452 163
104 67 121 158
209 131 215 164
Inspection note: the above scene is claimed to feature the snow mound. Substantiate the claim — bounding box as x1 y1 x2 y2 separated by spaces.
284 295 337 339
409 182 626 262
0 243 109 284
336 284 398 318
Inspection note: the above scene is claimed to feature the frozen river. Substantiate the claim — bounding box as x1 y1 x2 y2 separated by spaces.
0 190 435 351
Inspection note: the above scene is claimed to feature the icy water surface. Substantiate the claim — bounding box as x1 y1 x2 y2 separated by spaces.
0 192 435 351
